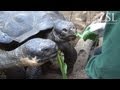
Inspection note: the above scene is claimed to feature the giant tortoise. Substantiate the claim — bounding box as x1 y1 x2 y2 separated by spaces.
0 38 58 79
0 11 77 79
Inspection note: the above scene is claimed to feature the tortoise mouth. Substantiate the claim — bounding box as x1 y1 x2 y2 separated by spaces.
61 35 76 41
67 35 76 40
37 51 57 63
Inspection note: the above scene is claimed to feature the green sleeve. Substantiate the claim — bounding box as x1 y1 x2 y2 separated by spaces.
85 11 120 79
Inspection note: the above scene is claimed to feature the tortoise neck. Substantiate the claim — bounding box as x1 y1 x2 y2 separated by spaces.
47 30 56 42
0 49 22 69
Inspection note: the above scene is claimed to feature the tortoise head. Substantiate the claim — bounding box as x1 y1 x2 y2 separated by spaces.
53 20 77 42
21 38 58 64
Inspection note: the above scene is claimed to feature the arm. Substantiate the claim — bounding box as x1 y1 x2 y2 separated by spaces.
85 11 120 79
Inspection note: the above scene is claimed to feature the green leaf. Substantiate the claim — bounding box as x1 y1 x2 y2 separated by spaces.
76 26 98 41
82 31 98 41
76 32 82 38
63 63 67 75
57 50 68 79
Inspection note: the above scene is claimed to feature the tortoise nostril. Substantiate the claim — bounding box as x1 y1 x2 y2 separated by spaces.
70 26 77 33
72 26 76 30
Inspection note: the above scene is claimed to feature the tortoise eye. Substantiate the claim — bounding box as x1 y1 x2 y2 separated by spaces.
43 48 49 51
63 28 68 32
